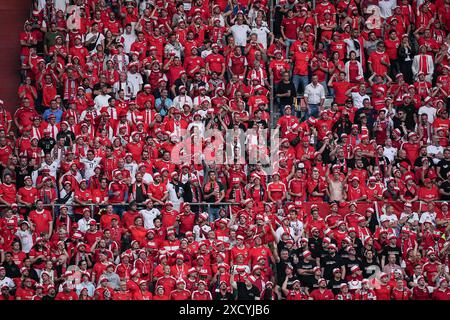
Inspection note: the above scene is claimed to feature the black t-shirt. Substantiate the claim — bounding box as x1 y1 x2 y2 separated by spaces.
437 159 450 179
15 165 34 189
236 282 260 300
2 262 21 278
128 183 148 204
321 253 344 279
295 259 317 287
38 137 56 154
276 260 291 286
343 257 363 276
308 237 324 259
349 239 364 258
393 115 415 132
440 181 450 201
392 157 411 170
328 278 347 295
214 291 234 300
173 79 189 97
381 245 402 265
305 276 320 292
56 130 76 147
276 80 296 106
414 156 434 168
92 82 111 94
397 104 416 127
282 274 301 293
247 119 268 129
370 156 391 172
203 181 224 203
361 258 382 278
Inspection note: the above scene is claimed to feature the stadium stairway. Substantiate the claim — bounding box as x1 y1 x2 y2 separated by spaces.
0 0 31 114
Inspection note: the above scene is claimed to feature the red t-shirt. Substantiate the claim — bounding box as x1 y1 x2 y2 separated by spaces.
170 289 191 300
28 209 52 235
384 38 401 60
368 51 390 75
310 288 334 300
0 183 16 204
267 181 287 201
282 17 299 39
205 53 225 74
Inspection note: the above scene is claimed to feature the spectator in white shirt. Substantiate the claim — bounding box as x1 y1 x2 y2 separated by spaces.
347 83 371 109
94 85 112 111
303 75 325 118
383 138 398 162
15 221 34 253
251 18 272 49
119 24 137 53
126 64 143 98
380 205 399 228
418 97 437 124
140 200 161 229
419 210 437 226
229 15 251 48
427 135 444 164
173 85 193 109
378 0 397 19
113 73 135 101
0 268 15 290
84 23 105 53
77 210 93 233
399 203 419 228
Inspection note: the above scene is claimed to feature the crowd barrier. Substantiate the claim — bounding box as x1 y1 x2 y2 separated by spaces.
3 200 448 219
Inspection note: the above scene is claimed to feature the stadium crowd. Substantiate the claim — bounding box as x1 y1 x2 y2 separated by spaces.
0 0 450 300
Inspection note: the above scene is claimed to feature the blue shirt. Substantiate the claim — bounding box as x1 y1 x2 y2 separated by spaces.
43 109 63 123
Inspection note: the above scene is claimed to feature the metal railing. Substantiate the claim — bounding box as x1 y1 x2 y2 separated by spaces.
269 0 276 129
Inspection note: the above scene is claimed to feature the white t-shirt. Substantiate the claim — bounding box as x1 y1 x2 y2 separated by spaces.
41 160 60 178
77 217 91 233
120 33 137 54
251 26 270 49
173 95 193 109
80 157 102 180
112 81 135 101
166 182 184 211
15 230 34 253
126 72 143 98
201 49 212 59
351 92 371 109
399 211 419 225
383 146 398 162
124 162 138 183
419 211 437 225
193 224 211 242
54 0 69 12
140 208 161 229
142 172 154 185
378 0 396 19
380 213 398 224
94 94 111 111
418 105 437 124
85 32 105 53
427 145 444 164
304 83 325 104
230 24 251 47
0 277 15 289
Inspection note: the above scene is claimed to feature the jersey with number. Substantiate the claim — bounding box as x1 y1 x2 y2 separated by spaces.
80 157 102 180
